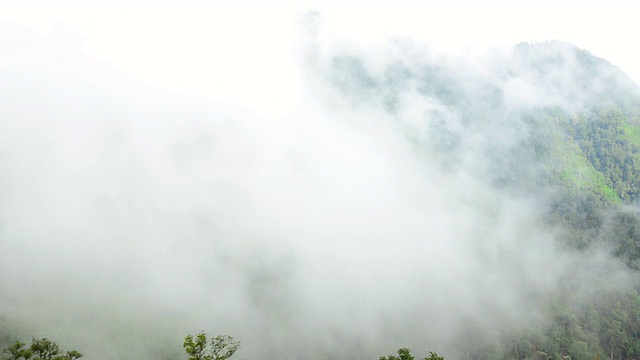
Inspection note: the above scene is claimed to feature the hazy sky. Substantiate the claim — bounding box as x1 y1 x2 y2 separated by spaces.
2 1 639 108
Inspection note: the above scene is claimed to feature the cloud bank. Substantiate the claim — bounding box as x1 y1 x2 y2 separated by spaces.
0 12 635 360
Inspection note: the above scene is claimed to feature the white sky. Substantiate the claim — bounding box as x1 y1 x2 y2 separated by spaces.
1 1 639 110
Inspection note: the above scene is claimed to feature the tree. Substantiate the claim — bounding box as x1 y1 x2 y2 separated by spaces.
183 332 240 360
208 335 240 360
183 332 208 360
379 348 444 360
424 353 444 360
3 341 32 360
2 338 82 360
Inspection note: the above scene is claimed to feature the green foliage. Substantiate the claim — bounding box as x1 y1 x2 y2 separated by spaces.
183 332 239 360
208 335 240 360
183 332 208 360
463 289 640 360
3 341 32 360
424 352 444 360
564 108 640 202
379 348 444 360
2 338 82 360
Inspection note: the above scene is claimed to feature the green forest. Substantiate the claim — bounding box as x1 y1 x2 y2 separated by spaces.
328 41 640 360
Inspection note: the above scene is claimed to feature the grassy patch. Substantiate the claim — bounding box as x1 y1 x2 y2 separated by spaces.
554 137 622 205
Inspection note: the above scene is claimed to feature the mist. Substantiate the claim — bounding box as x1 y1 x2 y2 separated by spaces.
0 10 636 360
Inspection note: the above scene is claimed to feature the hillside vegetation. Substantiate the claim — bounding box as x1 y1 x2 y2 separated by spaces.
328 41 640 359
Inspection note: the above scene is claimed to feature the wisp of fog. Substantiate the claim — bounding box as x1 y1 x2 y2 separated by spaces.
0 12 634 360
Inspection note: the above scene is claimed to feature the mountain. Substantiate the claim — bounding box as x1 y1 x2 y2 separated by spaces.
321 40 640 359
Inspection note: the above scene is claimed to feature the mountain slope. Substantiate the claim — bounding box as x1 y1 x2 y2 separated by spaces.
318 39 640 359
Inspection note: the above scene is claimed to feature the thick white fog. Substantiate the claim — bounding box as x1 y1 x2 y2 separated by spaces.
0 6 637 360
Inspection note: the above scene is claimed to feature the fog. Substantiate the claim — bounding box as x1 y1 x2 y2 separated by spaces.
0 9 636 360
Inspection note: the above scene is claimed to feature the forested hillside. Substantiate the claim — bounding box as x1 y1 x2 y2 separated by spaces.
324 41 640 359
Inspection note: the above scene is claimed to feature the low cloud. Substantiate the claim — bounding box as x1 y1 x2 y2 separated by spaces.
0 13 636 360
